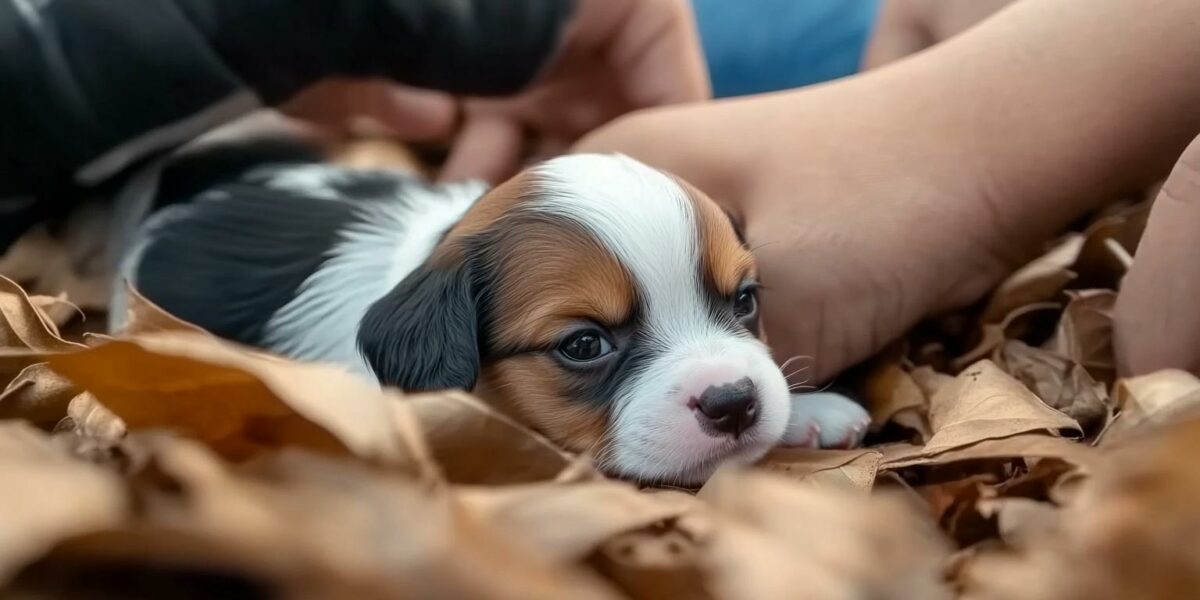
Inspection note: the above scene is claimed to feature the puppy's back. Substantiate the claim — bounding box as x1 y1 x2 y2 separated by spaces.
112 134 486 378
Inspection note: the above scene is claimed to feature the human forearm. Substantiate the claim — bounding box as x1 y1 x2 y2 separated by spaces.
904 0 1200 248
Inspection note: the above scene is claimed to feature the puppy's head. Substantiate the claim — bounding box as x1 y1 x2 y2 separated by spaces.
359 154 789 484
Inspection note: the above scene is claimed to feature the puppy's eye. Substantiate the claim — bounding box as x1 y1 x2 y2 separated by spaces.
558 330 614 363
734 286 758 319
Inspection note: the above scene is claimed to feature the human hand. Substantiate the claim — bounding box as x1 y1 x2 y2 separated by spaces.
282 0 708 184
1114 134 1200 377
439 0 709 183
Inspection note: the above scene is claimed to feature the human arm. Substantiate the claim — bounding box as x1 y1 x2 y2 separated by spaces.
577 0 1200 382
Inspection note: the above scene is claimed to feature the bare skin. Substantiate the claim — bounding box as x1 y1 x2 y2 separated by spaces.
281 0 709 184
862 0 1016 69
1115 134 1200 376
576 0 1200 383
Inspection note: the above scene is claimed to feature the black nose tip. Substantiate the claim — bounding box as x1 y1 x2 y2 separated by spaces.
693 377 759 437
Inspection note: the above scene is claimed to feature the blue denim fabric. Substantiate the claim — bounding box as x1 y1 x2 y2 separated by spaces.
693 0 883 97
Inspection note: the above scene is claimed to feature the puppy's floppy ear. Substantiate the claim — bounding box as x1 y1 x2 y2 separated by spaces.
357 258 480 391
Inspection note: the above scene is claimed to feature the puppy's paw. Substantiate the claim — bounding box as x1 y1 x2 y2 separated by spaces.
783 392 870 449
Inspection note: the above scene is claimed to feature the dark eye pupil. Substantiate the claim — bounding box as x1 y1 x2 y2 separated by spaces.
734 289 756 317
564 333 601 360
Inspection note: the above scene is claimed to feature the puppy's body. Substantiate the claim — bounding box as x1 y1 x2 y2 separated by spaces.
114 159 486 378
113 139 870 484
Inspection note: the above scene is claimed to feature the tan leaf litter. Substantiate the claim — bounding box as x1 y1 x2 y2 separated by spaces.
3 180 1200 598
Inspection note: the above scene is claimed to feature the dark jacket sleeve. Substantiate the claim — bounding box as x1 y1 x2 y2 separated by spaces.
0 0 575 245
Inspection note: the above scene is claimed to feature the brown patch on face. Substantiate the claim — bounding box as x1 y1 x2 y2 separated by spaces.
444 171 535 241
480 356 609 453
451 178 637 452
677 179 757 296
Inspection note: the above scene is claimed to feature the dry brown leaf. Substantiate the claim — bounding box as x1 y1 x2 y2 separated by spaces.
1070 201 1151 289
0 275 85 380
981 234 1082 323
0 363 78 427
953 303 1061 371
0 422 126 583
47 333 414 466
699 468 952 600
117 282 212 336
757 448 882 491
1044 289 1116 384
591 524 709 599
133 435 618 599
975 496 1061 547
0 210 112 312
863 356 928 433
962 413 1200 600
916 475 998 547
9 527 394 600
1099 369 1200 446
408 391 573 484
923 361 1080 456
64 392 127 442
28 293 83 331
881 432 1099 473
997 340 1111 435
456 481 694 563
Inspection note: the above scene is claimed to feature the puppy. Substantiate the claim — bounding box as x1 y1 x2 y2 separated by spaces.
110 136 869 485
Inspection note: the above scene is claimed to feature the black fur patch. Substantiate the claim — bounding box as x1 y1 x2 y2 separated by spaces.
154 137 324 211
358 261 481 391
135 180 358 345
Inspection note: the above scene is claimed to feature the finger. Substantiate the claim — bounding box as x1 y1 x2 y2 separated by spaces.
281 80 457 141
353 84 458 142
570 0 710 107
1114 133 1200 376
438 112 524 184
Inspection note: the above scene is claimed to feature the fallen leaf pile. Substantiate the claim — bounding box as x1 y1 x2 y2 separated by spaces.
2 186 1198 599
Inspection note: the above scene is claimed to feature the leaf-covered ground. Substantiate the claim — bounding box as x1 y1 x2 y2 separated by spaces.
1 185 1197 599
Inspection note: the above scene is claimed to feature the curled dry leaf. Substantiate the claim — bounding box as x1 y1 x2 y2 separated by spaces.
880 432 1099 472
1044 289 1116 384
975 496 1061 547
863 353 929 437
757 447 882 491
64 392 127 443
456 481 695 563
0 363 78 428
962 414 1200 600
1069 201 1151 289
117 281 212 337
47 333 414 467
28 293 83 331
0 275 86 381
0 422 126 583
591 522 709 599
998 340 1111 436
980 234 1082 324
135 435 617 600
923 361 1080 456
699 468 952 600
407 391 573 484
953 303 1061 372
1099 369 1200 446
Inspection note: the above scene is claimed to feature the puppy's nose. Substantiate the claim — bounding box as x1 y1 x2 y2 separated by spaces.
693 377 759 437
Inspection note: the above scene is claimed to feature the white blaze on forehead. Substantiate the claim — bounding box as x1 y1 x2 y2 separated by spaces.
528 154 717 344
528 154 789 482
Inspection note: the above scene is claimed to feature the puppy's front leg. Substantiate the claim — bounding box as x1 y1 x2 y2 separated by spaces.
780 392 870 449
